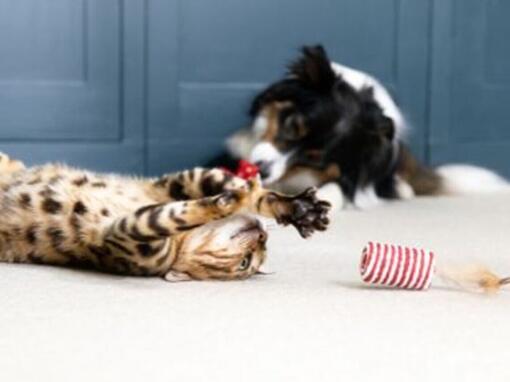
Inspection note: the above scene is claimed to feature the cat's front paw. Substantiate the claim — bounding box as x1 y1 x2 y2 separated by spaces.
274 187 331 238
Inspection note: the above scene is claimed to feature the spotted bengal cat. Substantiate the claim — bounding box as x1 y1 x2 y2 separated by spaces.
0 152 330 281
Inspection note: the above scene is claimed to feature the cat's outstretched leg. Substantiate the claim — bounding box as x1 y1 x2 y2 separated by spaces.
106 191 248 244
95 191 249 275
147 167 248 201
98 189 254 274
108 177 330 248
147 168 330 236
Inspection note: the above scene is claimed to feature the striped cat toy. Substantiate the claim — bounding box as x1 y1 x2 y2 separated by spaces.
360 241 510 293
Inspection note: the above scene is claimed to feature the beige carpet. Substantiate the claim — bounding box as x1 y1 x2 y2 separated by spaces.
1 194 510 382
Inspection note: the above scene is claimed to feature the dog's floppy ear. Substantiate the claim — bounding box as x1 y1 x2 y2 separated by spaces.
288 45 336 93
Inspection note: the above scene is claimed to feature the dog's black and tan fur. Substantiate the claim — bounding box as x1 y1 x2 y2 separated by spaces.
217 45 507 209
0 152 330 281
244 45 430 204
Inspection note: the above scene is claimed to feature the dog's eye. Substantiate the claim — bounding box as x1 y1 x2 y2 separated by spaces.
239 253 253 271
281 115 306 141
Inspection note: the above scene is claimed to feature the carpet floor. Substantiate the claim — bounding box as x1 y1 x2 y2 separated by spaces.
1 193 510 381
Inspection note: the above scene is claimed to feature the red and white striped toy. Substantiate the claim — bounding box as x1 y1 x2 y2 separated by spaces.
360 242 435 290
359 241 510 293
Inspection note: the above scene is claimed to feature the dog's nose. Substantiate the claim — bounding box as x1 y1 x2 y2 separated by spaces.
254 161 272 179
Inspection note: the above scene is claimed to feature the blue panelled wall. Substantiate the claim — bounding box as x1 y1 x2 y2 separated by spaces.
0 0 508 176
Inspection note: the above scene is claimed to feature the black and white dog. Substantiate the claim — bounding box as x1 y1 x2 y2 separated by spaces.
217 45 508 209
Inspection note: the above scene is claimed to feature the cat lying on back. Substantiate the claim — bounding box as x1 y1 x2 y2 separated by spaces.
0 152 330 281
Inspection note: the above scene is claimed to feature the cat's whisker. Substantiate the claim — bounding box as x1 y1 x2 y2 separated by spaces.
256 270 275 276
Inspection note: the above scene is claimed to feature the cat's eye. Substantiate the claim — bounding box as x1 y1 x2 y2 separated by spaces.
239 253 253 271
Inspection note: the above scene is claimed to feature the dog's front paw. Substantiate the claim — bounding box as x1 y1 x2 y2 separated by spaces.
274 187 331 238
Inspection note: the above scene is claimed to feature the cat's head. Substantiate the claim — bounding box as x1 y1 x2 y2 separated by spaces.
167 214 268 281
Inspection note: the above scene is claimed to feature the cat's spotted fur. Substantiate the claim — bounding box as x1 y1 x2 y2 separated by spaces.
0 153 330 281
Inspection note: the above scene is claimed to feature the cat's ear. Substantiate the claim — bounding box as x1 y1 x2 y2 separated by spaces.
164 270 192 282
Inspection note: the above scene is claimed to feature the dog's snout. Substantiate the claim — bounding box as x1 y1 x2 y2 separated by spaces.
254 161 272 179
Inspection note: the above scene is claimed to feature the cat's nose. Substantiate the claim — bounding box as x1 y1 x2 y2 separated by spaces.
254 161 272 180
